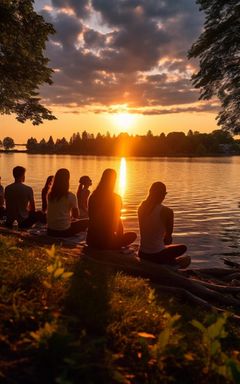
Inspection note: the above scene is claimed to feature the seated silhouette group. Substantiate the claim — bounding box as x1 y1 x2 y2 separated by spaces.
0 165 189 267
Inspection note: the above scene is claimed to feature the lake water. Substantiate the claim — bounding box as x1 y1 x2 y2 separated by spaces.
1 153 240 267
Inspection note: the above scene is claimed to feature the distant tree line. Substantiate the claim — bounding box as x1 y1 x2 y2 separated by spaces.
1 130 240 156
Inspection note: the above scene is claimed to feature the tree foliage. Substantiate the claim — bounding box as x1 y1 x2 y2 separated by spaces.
0 0 56 124
3 136 15 150
189 1 240 133
20 129 240 156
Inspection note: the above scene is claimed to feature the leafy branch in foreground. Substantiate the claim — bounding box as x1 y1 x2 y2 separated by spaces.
43 245 73 289
192 314 240 382
189 1 240 133
1 236 240 383
0 0 56 124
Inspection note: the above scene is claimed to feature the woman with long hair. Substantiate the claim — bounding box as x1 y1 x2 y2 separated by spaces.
87 168 136 249
138 182 190 267
41 175 54 213
47 168 88 237
77 175 92 218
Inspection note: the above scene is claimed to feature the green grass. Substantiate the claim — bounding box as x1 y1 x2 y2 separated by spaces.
0 235 240 383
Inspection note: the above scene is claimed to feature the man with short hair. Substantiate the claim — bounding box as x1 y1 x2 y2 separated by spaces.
5 166 42 228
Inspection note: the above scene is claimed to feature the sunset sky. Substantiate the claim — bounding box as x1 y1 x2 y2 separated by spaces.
1 0 220 143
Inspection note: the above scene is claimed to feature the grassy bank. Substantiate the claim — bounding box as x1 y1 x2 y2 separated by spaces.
0 235 240 383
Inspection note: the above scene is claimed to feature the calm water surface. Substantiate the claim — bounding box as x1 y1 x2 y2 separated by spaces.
1 153 240 267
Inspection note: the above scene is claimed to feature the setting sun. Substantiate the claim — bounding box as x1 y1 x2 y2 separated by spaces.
111 113 136 131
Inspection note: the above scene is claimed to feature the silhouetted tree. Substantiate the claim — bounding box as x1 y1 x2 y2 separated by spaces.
82 131 88 140
22 130 240 156
26 137 38 152
211 129 233 144
166 132 187 154
0 1 56 124
189 1 240 133
3 137 15 150
39 138 47 152
55 137 69 153
146 130 153 137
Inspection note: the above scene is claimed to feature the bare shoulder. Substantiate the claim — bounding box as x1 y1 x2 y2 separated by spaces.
68 191 76 199
113 193 122 208
161 205 173 218
114 193 122 202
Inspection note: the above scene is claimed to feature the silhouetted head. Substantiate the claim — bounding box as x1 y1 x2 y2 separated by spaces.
13 166 26 182
139 181 167 215
97 169 117 194
79 175 92 188
49 168 70 200
98 168 117 192
44 175 54 190
149 182 167 203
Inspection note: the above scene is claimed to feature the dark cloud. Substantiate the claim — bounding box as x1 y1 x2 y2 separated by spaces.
83 29 107 48
138 104 219 115
38 0 209 113
51 0 90 18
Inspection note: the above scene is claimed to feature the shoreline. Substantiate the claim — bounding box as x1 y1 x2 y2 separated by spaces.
0 150 240 158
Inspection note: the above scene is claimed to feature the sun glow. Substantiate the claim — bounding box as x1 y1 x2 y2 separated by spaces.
111 113 136 131
118 157 127 197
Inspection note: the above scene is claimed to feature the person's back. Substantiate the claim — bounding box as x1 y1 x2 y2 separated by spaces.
77 176 92 218
138 203 168 254
87 191 121 245
47 168 88 237
87 168 136 249
47 191 77 231
138 182 188 266
5 166 35 227
5 182 33 223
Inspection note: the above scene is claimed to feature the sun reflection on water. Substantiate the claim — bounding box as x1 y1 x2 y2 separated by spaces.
118 157 127 197
118 157 127 220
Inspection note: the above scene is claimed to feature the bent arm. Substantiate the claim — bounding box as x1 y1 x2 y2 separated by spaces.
117 219 124 236
29 189 35 212
0 195 4 207
164 208 174 245
113 194 123 234
72 207 79 219
79 190 90 213
71 193 80 219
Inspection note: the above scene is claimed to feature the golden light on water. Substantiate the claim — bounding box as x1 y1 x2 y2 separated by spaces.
118 157 127 197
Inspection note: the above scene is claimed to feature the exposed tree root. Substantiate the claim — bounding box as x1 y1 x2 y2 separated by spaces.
1 227 239 316
189 279 240 293
82 250 240 315
185 268 239 277
222 273 240 282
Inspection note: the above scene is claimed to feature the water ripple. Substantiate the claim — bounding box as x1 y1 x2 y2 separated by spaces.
1 154 240 267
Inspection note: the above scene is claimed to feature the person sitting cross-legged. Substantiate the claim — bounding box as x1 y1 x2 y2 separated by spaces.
87 168 137 250
138 182 190 268
77 175 92 218
47 168 88 237
5 166 44 229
